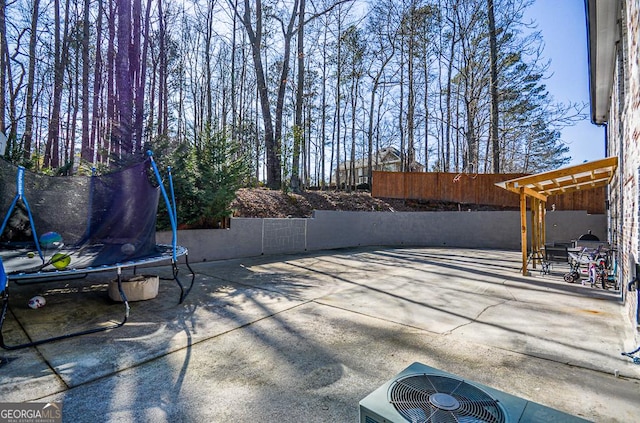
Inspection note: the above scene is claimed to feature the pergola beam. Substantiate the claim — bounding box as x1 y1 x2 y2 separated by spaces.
522 186 548 202
499 156 617 188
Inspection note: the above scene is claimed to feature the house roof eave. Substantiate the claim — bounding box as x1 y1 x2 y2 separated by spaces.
586 0 620 125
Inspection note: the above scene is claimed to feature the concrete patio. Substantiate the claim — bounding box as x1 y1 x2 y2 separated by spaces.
1 247 638 422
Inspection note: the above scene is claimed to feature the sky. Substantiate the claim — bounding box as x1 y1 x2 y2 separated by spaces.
524 0 606 165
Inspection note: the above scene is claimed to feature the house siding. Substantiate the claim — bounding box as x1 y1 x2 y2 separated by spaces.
336 148 424 186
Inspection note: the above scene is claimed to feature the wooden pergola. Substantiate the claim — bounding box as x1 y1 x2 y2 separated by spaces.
495 156 618 275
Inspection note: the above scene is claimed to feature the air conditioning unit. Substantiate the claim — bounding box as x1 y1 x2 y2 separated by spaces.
359 362 589 423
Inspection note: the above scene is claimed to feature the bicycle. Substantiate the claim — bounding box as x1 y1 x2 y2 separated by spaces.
622 346 640 364
590 257 608 289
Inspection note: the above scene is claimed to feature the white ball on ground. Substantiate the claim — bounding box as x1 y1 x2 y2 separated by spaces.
28 295 46 309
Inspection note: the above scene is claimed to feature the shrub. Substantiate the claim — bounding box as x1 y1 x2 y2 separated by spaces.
154 127 251 230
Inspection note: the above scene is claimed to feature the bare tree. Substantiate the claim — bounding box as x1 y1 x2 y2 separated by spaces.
231 0 353 190
488 0 499 172
110 0 149 157
89 0 104 164
156 0 167 137
230 0 282 189
319 12 330 188
0 0 579 183
441 0 459 172
341 25 365 189
23 0 41 162
134 0 152 149
291 0 305 192
114 0 133 154
45 0 71 168
0 0 5 139
365 0 398 184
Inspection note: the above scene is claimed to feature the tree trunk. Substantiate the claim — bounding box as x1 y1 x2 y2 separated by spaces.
335 15 342 189
0 0 6 138
80 0 91 162
237 0 280 189
133 0 151 151
157 0 166 137
488 0 500 173
444 14 456 173
45 0 70 168
23 0 40 161
205 3 213 126
66 52 79 171
398 38 405 172
105 1 116 163
291 0 305 192
273 0 299 191
406 3 416 171
349 68 357 190
320 20 328 189
91 37 102 163
423 49 429 171
231 0 238 142
115 0 134 155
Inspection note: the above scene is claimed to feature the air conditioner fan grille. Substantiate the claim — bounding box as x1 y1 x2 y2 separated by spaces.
389 374 506 423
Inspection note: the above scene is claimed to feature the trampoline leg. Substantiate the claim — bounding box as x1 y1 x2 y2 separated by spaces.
116 267 131 320
174 253 195 304
0 272 130 351
0 288 11 350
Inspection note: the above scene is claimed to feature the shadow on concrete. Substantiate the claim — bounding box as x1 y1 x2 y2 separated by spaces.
0 247 637 422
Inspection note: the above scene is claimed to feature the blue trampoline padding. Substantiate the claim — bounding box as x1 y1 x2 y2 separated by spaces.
0 257 6 292
3 244 187 282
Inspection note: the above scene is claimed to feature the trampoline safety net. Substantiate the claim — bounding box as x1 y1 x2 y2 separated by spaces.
0 158 162 274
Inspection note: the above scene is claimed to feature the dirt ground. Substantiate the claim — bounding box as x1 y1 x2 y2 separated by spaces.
230 188 517 218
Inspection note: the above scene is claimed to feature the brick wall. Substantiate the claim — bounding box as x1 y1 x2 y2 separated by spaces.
608 0 640 330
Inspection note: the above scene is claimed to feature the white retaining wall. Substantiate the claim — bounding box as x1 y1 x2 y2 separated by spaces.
157 210 607 263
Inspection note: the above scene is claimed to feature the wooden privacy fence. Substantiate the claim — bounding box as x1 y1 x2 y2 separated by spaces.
371 171 606 214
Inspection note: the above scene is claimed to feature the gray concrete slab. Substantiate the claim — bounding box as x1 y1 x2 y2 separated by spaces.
1 247 639 423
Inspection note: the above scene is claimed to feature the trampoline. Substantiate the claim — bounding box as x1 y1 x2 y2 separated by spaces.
0 151 195 350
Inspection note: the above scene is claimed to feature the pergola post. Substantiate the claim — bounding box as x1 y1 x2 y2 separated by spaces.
520 188 528 275
541 201 546 249
531 197 538 269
